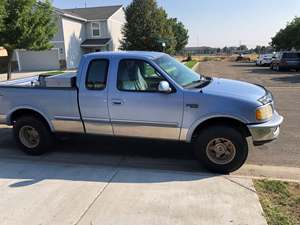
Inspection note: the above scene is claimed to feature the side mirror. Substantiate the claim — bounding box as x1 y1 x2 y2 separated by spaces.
158 81 172 93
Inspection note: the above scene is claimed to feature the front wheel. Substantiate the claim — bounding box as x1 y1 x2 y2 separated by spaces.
13 116 53 155
194 125 248 173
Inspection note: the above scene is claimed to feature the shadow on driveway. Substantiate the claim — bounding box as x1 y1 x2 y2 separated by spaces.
271 74 300 84
0 129 211 187
230 62 300 85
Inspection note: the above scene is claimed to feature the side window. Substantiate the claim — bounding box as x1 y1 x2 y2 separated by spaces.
86 59 109 90
117 59 164 92
143 63 161 79
92 22 100 37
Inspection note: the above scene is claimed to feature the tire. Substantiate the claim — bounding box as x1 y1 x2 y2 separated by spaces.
193 125 248 174
13 116 53 155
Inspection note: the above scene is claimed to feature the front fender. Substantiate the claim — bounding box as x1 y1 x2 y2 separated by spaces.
181 113 249 142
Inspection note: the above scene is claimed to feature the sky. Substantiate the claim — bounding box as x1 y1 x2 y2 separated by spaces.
53 0 300 48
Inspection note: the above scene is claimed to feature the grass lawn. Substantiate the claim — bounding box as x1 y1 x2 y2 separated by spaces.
184 60 198 69
40 70 65 76
254 180 300 225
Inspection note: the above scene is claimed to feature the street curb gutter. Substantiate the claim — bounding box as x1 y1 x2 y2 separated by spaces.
232 164 300 183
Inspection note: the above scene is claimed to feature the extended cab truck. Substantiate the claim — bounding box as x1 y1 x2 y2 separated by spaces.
0 52 283 173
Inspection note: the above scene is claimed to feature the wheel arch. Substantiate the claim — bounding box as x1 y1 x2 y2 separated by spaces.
186 116 251 142
8 107 54 132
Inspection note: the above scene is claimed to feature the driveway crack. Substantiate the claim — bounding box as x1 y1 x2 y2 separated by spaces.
73 156 125 225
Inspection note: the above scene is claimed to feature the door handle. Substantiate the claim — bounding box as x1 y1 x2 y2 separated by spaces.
112 99 124 105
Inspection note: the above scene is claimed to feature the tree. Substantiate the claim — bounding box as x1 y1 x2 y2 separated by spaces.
271 17 300 51
168 18 189 53
238 45 248 51
0 0 5 31
0 0 57 80
120 0 188 54
254 45 262 54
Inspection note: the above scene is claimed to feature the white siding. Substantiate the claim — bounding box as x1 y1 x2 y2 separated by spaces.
51 16 66 60
52 16 64 42
107 8 125 51
62 17 86 69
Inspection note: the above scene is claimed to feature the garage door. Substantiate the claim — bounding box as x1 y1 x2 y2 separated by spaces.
18 49 60 71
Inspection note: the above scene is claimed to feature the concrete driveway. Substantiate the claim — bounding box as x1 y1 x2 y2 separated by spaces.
197 61 300 168
0 159 266 225
0 125 270 225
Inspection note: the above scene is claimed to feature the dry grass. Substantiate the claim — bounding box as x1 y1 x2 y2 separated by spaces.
176 53 259 63
254 180 300 225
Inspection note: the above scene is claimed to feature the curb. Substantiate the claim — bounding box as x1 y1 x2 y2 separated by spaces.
232 164 300 183
192 62 200 71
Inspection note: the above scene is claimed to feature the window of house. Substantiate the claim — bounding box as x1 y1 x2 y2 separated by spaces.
92 22 100 37
117 59 164 92
86 59 109 90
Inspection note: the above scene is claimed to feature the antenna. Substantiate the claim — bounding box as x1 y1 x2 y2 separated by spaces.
84 0 87 8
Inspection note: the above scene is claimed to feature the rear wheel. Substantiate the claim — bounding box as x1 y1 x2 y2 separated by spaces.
13 116 53 155
194 125 248 173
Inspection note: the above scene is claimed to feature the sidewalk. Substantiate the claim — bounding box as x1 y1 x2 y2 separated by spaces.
0 158 267 225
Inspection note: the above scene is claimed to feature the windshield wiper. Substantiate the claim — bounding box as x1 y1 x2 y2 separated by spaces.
183 77 209 88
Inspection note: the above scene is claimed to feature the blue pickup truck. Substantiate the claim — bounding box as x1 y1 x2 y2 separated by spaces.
0 51 283 173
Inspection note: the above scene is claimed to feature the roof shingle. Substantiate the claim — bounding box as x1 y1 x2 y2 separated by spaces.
63 5 123 20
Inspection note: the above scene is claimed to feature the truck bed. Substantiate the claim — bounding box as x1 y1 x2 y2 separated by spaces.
0 72 84 133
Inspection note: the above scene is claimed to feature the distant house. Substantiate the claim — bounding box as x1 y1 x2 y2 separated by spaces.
15 5 125 71
183 46 225 55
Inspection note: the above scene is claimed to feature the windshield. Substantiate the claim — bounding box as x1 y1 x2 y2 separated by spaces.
154 55 203 88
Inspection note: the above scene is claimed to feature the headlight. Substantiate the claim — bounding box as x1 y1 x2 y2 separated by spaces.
256 104 273 121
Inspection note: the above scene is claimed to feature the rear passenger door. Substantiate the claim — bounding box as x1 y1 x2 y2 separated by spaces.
78 58 113 135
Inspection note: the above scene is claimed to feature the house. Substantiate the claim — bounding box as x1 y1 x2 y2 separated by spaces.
15 5 125 71
183 46 222 55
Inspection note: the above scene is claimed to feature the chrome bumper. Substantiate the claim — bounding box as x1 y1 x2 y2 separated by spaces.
247 111 283 144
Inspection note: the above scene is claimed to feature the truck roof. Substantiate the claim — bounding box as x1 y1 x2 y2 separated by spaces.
83 51 166 60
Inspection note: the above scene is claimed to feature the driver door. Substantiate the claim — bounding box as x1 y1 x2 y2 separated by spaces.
108 59 184 140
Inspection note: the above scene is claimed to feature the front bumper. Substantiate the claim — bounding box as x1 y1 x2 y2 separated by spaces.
247 111 283 145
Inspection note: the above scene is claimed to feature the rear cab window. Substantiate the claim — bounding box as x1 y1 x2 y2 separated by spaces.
86 59 109 90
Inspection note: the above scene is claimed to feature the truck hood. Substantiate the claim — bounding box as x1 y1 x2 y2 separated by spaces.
203 77 267 101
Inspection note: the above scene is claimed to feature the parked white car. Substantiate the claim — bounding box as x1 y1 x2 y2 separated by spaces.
256 54 274 66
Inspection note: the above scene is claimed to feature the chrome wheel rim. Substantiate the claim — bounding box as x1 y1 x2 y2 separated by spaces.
206 138 236 165
19 126 40 149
